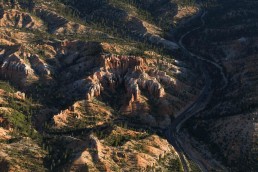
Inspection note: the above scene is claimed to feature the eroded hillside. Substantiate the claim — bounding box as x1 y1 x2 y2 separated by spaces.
2 0 256 171
0 0 203 171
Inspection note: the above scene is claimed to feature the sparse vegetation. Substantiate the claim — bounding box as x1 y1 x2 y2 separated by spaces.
2 0 255 171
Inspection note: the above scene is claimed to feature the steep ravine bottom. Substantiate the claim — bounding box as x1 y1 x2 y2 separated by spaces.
164 11 229 172
174 0 258 171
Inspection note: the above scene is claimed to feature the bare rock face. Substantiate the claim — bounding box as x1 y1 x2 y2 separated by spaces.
29 55 52 76
149 69 176 86
0 42 55 86
86 81 103 101
0 52 35 85
85 54 166 101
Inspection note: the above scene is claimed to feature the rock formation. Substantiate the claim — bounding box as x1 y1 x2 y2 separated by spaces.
0 0 202 171
0 9 44 30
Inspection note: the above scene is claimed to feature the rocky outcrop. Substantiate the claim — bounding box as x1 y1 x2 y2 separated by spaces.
29 55 52 76
84 54 166 103
41 39 198 128
0 43 57 85
59 128 181 171
0 1 203 172
149 69 176 85
0 53 35 85
52 100 112 129
32 37 197 129
65 54 188 127
53 101 85 128
0 9 43 30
